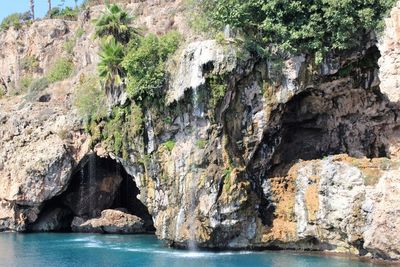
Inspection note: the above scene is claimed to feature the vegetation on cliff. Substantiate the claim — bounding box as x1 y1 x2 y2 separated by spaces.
193 0 396 61
75 4 182 157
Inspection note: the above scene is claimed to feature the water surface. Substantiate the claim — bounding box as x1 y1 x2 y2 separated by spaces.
0 233 380 267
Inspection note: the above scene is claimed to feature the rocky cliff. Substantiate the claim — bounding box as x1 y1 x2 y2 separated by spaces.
1 0 400 262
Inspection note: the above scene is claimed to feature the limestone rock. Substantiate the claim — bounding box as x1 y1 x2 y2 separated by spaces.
379 2 400 103
71 209 145 234
167 39 237 104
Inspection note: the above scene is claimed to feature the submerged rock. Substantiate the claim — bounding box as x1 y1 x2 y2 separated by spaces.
71 209 146 234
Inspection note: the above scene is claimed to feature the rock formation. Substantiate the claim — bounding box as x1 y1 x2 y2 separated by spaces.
71 209 146 234
0 0 400 262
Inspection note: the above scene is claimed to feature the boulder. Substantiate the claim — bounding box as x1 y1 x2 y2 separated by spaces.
71 209 146 234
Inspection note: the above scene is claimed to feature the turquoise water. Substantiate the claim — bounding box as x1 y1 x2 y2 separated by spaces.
0 233 379 267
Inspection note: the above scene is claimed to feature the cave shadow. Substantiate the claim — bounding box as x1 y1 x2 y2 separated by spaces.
30 154 155 233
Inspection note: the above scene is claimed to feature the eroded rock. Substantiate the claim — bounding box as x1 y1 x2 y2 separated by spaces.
71 209 145 234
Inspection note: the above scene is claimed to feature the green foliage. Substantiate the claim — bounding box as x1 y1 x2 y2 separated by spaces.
129 102 144 137
19 75 33 92
208 75 227 111
195 139 207 149
20 56 39 73
122 31 182 101
215 32 226 45
48 7 80 20
162 140 176 152
47 58 74 83
73 75 107 121
199 0 396 61
223 167 232 191
28 77 49 92
94 4 136 44
101 106 129 156
64 38 76 55
76 28 85 38
0 12 31 31
98 37 125 89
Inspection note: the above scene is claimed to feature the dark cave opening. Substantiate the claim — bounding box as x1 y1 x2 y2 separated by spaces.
30 154 155 233
254 55 394 226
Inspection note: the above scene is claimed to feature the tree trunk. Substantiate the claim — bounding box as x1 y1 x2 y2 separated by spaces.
30 0 34 19
48 0 51 15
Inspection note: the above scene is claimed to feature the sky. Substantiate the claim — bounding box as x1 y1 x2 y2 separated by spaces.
0 0 85 21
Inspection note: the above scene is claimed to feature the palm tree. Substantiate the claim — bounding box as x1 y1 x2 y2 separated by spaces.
30 0 35 19
98 37 125 92
94 4 137 44
47 0 52 15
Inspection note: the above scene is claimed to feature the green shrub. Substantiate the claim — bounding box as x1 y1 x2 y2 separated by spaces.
64 38 76 55
73 75 107 121
0 13 29 31
195 139 207 149
19 75 33 92
48 7 80 20
47 58 74 83
162 140 176 152
129 102 144 137
198 0 397 62
28 77 49 92
20 56 39 73
208 75 227 110
223 167 232 191
215 32 226 45
123 31 182 101
76 28 85 38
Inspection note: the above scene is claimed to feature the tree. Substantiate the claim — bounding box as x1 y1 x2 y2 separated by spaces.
94 4 136 44
200 0 397 61
30 0 34 19
122 32 181 100
98 37 125 92
47 0 51 16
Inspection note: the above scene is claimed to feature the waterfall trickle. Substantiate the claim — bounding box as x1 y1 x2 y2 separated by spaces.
192 88 204 118
187 164 198 251
88 154 96 218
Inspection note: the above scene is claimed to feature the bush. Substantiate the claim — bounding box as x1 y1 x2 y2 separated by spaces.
28 77 49 92
199 0 397 61
195 139 207 149
73 75 107 121
19 75 33 92
47 58 74 83
20 56 39 73
0 12 31 31
76 28 85 38
64 38 76 55
122 31 182 101
129 102 143 137
208 75 227 111
48 7 80 20
162 140 176 152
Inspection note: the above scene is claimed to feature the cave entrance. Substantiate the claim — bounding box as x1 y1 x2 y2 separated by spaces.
31 154 155 233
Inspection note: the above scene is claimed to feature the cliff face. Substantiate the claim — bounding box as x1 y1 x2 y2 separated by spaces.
1 0 400 262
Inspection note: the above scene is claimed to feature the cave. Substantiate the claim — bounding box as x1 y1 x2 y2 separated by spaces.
253 49 397 226
30 154 155 233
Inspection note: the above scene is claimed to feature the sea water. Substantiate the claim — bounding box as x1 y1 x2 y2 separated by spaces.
0 233 380 267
